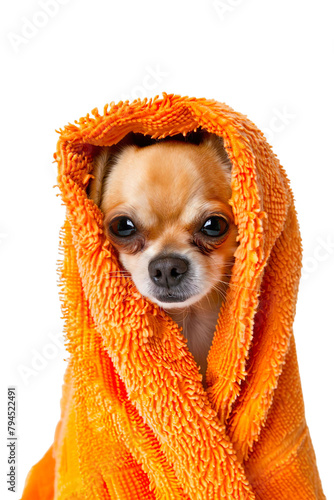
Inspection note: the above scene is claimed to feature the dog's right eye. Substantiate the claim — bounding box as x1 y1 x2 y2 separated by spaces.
109 217 137 237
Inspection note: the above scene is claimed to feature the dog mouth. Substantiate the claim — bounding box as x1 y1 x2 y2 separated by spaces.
150 282 205 308
153 291 190 303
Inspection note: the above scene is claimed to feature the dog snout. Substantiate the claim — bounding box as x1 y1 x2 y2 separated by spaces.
148 255 189 288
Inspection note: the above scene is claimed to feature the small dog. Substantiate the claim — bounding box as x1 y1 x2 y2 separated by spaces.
89 131 238 383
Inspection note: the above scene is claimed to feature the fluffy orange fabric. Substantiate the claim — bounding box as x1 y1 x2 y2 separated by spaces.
21 94 325 499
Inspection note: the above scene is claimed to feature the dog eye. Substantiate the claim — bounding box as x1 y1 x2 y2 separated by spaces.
109 217 137 237
201 216 229 237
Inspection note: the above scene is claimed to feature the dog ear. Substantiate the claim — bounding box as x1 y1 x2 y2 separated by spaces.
200 132 232 171
87 134 137 207
88 147 113 207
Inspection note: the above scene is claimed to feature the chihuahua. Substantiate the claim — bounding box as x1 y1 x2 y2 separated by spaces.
88 131 238 383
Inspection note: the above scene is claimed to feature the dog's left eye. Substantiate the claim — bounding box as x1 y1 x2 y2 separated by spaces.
201 216 229 237
109 217 137 237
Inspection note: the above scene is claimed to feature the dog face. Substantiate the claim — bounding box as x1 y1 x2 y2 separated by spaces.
90 134 238 309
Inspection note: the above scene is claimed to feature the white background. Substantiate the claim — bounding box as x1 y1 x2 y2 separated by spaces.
1 0 333 498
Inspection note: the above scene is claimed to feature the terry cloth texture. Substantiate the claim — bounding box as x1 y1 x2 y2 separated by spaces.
21 94 325 500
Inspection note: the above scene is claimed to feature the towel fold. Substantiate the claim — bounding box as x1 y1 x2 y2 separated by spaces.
21 94 325 499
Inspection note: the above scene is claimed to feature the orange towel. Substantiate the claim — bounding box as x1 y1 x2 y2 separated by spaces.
21 94 325 499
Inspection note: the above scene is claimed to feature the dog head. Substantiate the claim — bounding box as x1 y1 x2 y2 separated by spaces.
89 132 238 309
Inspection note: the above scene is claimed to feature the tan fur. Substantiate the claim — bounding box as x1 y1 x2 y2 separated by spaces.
89 135 238 385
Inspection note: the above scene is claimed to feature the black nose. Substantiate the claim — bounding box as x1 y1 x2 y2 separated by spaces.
148 255 189 288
